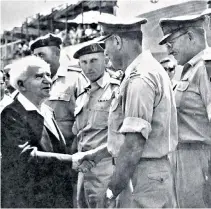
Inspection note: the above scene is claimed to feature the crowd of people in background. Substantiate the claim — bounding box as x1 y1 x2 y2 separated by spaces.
9 23 101 61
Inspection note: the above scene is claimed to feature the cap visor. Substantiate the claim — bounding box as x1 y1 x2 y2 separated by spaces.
201 8 211 15
98 34 112 42
159 33 172 45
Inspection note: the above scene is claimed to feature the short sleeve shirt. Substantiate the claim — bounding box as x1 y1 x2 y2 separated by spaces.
73 72 119 152
175 50 211 144
107 51 178 158
45 66 89 141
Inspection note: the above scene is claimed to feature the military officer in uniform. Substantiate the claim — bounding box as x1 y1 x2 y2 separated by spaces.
159 14 211 208
30 33 88 151
202 52 211 208
30 33 89 207
98 16 178 208
72 41 119 208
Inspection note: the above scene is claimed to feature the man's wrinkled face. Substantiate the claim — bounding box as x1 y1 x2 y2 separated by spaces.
33 46 60 72
79 52 105 82
165 31 191 66
104 36 122 70
22 66 52 101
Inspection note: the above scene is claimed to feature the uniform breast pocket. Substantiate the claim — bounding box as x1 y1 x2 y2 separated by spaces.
175 81 189 108
147 171 170 185
91 109 109 129
48 92 74 120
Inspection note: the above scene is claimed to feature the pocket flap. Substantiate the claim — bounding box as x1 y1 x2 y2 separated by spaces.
49 92 71 101
147 171 169 183
176 81 189 92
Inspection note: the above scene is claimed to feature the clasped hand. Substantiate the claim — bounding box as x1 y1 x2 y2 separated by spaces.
72 151 96 173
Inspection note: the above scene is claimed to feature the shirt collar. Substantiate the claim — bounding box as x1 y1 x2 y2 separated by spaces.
182 48 210 79
18 93 42 114
52 65 66 82
96 71 110 88
124 50 153 80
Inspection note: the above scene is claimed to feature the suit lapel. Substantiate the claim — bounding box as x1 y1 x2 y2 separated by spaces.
41 105 61 141
52 118 66 147
26 110 53 151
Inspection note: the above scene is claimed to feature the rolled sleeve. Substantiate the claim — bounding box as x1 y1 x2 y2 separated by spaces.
120 75 156 139
119 117 152 139
199 65 211 121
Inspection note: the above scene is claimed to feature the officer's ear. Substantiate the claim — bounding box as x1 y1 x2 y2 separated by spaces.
78 61 81 67
113 35 123 51
187 31 194 41
17 80 26 92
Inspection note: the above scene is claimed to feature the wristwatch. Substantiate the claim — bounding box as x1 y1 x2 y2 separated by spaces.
106 188 115 199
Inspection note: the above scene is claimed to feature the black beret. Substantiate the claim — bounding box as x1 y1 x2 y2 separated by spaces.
73 42 105 59
30 33 62 51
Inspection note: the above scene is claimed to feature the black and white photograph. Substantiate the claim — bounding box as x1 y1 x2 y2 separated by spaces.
0 0 211 208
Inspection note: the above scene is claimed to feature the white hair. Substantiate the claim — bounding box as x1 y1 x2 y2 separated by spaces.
10 56 50 90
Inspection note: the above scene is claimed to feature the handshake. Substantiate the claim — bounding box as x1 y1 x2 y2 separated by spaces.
71 144 109 173
25 143 109 174
71 151 96 173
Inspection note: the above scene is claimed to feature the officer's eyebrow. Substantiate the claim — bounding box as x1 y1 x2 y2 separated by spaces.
90 58 98 62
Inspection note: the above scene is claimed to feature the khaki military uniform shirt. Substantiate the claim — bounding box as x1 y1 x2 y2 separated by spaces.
175 49 211 144
107 51 178 158
72 72 119 152
45 65 89 148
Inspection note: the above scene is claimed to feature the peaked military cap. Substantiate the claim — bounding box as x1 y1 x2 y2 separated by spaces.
73 42 105 59
159 14 206 45
30 33 62 51
98 15 147 41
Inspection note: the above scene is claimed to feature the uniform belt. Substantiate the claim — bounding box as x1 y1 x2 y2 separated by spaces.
177 142 211 150
112 155 168 166
139 155 168 162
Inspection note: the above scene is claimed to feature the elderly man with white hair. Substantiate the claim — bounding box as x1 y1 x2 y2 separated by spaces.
1 56 94 208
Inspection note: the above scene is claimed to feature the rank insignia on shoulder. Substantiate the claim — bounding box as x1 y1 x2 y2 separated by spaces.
67 66 82 72
130 72 140 78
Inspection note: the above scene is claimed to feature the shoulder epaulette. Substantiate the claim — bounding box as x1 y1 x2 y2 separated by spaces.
129 70 140 79
67 66 82 72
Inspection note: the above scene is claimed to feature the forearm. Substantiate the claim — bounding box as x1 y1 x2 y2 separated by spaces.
33 150 72 163
108 133 145 197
